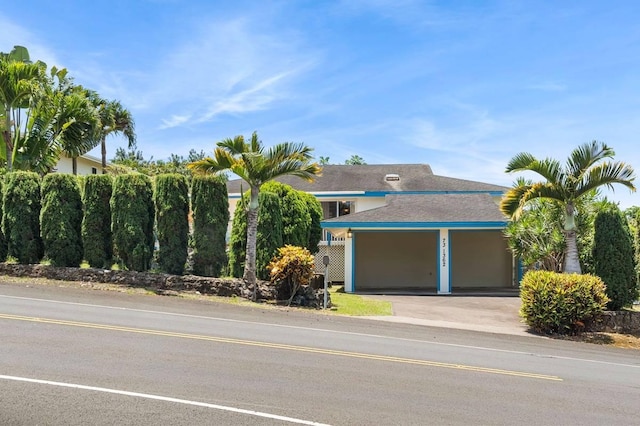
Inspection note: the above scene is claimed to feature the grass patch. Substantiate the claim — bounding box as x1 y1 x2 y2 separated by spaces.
327 286 392 316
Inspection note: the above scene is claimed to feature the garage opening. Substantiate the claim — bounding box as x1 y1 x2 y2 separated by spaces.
354 231 437 290
450 230 512 289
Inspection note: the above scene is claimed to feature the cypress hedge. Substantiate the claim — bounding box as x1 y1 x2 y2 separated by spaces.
2 172 43 264
111 174 155 271
155 174 189 275
593 206 638 310
228 191 283 280
191 175 229 277
261 181 310 247
41 174 83 267
82 175 113 268
300 191 322 254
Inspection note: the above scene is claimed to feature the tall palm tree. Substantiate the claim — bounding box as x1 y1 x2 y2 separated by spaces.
0 47 44 170
58 87 101 175
500 141 635 273
96 99 136 173
189 132 321 299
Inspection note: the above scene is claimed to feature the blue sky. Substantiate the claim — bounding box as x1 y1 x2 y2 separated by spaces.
2 1 639 207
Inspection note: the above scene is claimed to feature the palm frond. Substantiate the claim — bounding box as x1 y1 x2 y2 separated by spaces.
218 136 249 155
506 151 564 185
500 181 564 219
576 161 636 196
566 140 613 178
265 142 314 162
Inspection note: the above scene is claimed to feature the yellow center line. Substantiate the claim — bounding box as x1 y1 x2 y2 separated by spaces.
0 313 562 381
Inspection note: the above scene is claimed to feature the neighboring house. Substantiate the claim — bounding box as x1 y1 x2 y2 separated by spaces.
227 164 517 294
54 153 105 175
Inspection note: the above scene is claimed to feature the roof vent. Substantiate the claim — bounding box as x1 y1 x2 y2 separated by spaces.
385 173 400 181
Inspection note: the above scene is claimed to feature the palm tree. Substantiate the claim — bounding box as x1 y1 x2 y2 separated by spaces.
0 46 44 170
500 141 635 273
58 87 101 175
189 132 321 299
96 99 136 174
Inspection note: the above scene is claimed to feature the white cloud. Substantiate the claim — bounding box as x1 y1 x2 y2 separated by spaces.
159 114 192 130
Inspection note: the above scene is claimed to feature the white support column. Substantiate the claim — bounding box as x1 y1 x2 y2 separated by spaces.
438 228 450 294
344 235 354 293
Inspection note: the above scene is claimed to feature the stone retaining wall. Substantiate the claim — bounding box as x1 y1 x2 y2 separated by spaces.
590 310 640 334
0 263 276 300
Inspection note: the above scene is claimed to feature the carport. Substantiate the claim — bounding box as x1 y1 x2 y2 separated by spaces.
322 193 516 294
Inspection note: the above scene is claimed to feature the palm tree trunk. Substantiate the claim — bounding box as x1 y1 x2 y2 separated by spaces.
244 185 260 300
563 230 581 273
563 203 581 273
101 137 107 174
72 156 78 175
3 112 12 171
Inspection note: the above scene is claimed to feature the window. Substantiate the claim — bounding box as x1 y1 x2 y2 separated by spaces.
322 201 354 219
91 167 97 175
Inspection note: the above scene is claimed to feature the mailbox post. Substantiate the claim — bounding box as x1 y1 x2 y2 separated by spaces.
322 255 330 309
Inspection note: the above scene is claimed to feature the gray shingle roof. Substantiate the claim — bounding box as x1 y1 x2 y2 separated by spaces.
322 193 507 225
226 164 508 194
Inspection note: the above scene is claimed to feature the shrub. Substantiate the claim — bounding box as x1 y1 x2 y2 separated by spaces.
2 172 43 264
41 174 83 267
261 181 310 247
228 191 283 280
82 175 113 268
520 270 609 334
268 245 315 303
155 174 189 274
111 174 154 271
593 206 638 310
300 191 322 254
191 175 229 277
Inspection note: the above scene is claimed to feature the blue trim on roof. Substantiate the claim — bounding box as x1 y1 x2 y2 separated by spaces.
321 221 508 229
362 190 505 197
230 190 505 199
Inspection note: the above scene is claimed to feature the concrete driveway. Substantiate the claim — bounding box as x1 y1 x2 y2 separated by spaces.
361 295 532 336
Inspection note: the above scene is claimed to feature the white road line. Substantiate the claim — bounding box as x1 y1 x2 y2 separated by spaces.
0 374 330 426
1 294 639 369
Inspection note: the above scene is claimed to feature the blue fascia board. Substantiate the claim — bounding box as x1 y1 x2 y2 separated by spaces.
363 190 505 197
321 221 507 229
231 190 505 199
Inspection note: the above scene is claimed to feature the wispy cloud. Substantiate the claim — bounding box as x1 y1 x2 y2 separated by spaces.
159 114 192 130
527 82 567 92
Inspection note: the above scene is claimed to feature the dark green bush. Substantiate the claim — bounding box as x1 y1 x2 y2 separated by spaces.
520 270 609 334
2 172 43 264
261 181 310 247
82 175 113 268
111 174 154 271
228 191 283 280
300 191 322 254
593 206 638 310
191 175 229 277
41 174 83 267
0 178 6 262
155 174 189 275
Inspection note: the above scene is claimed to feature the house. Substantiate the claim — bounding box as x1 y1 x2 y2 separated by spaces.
54 153 104 175
227 164 518 294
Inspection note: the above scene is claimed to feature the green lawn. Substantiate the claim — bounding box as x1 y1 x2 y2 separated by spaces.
327 286 392 316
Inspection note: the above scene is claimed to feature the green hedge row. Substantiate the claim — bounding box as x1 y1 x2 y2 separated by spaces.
0 172 229 277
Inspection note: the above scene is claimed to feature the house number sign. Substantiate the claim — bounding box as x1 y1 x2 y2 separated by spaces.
441 238 446 267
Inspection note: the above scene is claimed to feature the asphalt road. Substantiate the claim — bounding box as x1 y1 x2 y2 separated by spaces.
1 282 639 425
